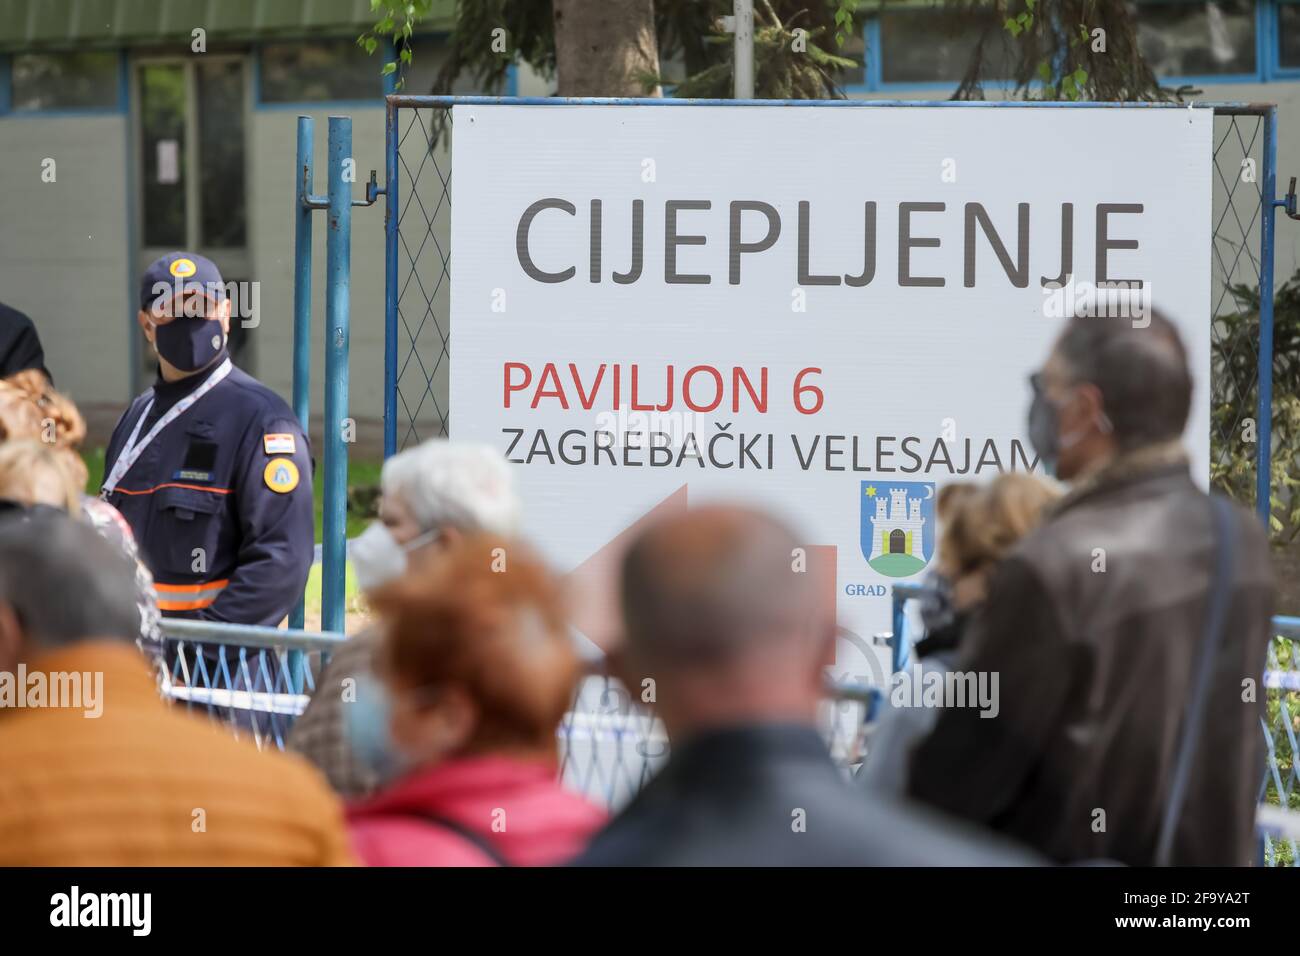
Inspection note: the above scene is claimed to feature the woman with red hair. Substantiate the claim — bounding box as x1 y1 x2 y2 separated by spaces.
346 535 605 866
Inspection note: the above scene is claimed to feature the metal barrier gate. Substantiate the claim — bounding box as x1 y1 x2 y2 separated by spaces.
155 617 872 813
157 602 1300 865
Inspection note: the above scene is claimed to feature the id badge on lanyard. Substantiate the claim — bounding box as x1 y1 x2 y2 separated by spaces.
101 359 233 498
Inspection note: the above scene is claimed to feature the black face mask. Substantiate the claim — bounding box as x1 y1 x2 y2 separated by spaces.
155 315 224 372
1027 377 1061 475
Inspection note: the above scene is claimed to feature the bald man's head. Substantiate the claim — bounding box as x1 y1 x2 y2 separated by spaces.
619 505 827 665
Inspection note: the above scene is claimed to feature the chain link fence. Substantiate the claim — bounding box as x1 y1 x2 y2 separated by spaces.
387 102 1276 516
388 103 455 449
1209 109 1271 514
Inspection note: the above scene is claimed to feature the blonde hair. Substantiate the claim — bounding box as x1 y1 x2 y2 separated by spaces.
938 473 1062 578
0 440 83 512
0 370 86 447
936 482 979 525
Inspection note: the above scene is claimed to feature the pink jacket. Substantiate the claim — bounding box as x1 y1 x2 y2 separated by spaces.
346 755 606 866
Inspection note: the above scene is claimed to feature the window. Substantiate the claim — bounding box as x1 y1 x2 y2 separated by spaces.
879 5 1016 85
1132 0 1256 77
1278 1 1300 68
11 51 119 111
834 28 867 89
859 0 1279 90
139 63 186 247
197 60 247 248
259 40 384 103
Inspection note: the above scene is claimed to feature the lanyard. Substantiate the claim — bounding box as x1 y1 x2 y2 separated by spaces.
101 359 233 497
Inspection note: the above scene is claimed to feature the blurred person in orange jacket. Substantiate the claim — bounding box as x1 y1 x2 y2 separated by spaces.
0 511 354 866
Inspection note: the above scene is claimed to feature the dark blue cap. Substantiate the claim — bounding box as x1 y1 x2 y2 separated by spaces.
139 252 225 315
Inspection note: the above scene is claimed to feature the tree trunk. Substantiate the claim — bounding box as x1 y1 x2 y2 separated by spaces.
552 0 661 97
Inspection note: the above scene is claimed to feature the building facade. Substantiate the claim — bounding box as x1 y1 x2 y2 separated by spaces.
1 0 1297 449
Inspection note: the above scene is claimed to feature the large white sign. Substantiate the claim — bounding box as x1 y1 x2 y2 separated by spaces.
451 103 1211 674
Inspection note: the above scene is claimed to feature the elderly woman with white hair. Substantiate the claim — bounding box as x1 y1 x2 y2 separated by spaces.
287 438 521 800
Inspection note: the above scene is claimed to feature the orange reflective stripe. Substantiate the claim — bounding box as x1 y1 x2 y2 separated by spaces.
113 482 232 496
157 596 219 611
155 579 230 594
155 579 228 612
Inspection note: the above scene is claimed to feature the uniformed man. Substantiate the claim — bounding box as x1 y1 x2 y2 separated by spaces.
102 253 313 627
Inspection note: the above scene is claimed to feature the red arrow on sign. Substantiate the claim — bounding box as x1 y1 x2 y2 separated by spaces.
564 484 839 652
565 484 689 652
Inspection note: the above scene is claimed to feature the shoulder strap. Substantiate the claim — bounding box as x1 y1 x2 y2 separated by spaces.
404 811 512 867
1154 493 1238 866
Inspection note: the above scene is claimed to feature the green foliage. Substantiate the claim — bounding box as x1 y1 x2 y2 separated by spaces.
1210 272 1300 541
832 0 858 47
363 0 555 93
358 0 438 88
361 0 859 99
1003 0 1034 38
663 1 858 99
955 0 1177 103
360 0 1181 105
1263 635 1298 865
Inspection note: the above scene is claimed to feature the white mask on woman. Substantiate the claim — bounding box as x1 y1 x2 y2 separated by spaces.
349 522 439 592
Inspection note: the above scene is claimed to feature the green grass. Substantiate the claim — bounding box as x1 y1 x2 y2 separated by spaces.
83 447 105 492
302 558 363 627
868 552 928 578
81 448 382 544
333 456 382 541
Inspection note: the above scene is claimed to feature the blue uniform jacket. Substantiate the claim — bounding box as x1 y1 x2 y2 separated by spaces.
102 354 314 627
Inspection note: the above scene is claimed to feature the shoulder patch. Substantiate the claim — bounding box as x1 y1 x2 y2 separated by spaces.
263 432 297 455
263 458 300 494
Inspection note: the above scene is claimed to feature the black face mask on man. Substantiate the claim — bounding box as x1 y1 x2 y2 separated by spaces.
154 312 225 372
139 253 229 373
1027 373 1111 475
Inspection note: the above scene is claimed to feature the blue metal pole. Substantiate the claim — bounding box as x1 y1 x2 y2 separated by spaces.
1257 106 1277 527
384 98 399 458
890 587 908 674
323 116 352 634
287 116 315 687
292 117 314 464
